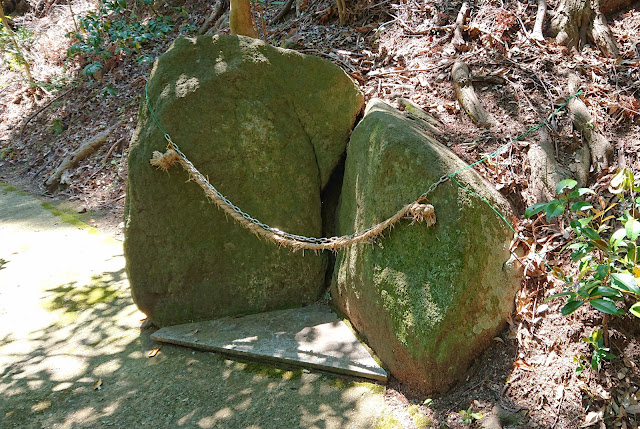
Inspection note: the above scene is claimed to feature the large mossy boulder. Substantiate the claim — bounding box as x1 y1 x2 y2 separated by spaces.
125 35 363 326
331 100 521 394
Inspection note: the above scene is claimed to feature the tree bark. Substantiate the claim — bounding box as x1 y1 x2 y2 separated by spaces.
337 0 347 25
229 0 258 38
549 0 620 57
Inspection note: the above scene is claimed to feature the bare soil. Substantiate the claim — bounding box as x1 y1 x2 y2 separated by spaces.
2 0 640 427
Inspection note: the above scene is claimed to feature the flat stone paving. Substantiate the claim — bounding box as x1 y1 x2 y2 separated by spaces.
152 304 388 382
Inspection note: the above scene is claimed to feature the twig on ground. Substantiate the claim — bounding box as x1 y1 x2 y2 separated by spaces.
270 0 294 25
19 88 73 141
102 134 127 165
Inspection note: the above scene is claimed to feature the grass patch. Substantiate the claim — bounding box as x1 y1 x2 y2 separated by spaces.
40 201 97 232
0 183 28 196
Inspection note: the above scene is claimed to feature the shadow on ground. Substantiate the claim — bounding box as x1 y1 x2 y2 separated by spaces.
0 187 385 429
0 267 385 429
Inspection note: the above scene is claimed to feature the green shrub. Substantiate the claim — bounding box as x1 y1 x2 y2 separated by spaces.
67 0 173 77
525 171 640 320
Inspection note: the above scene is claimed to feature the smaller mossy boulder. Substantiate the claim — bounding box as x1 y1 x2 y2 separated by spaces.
332 100 521 394
125 35 363 326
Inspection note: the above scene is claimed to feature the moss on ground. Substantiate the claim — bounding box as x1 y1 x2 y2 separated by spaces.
374 410 402 429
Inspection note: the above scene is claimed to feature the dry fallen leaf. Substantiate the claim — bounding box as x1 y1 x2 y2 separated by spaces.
582 410 603 427
93 378 103 390
625 404 640 414
148 348 160 358
514 359 533 371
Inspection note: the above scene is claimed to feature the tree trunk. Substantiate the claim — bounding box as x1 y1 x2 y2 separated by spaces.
229 0 258 38
549 0 624 57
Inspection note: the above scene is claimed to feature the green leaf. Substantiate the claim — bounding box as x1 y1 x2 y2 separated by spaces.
594 264 610 280
627 242 637 264
629 302 640 318
611 228 627 247
590 298 626 316
556 179 578 194
582 227 602 241
545 200 565 220
569 188 596 199
626 218 640 240
525 202 547 218
571 201 593 212
610 272 640 295
561 299 585 315
589 286 622 298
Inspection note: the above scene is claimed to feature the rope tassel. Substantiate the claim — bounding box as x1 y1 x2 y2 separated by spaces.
150 149 180 171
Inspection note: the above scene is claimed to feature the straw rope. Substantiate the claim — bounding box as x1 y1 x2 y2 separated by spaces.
150 148 437 251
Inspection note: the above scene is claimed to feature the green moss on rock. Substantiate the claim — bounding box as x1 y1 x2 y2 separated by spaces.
125 35 363 326
331 100 521 394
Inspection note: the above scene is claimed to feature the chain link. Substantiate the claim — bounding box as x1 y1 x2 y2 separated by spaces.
147 81 582 247
165 139 421 245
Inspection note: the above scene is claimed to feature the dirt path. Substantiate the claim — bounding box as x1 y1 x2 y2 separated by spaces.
0 184 387 429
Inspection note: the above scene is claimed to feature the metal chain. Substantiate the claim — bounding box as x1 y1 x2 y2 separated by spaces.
149 83 582 246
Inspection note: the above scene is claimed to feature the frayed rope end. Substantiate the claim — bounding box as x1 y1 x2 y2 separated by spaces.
150 149 180 171
406 203 436 227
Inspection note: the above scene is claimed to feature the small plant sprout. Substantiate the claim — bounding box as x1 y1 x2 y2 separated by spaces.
459 407 483 425
583 328 616 371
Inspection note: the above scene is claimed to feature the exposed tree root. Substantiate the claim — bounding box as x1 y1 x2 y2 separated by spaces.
270 0 294 25
452 1 470 52
531 0 547 41
198 0 229 35
567 73 613 175
452 60 492 128
527 128 574 202
45 122 121 191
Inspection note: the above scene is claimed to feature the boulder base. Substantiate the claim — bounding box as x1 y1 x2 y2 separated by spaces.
332 100 521 394
125 35 363 326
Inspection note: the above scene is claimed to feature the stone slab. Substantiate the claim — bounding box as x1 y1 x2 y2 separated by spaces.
151 304 388 382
